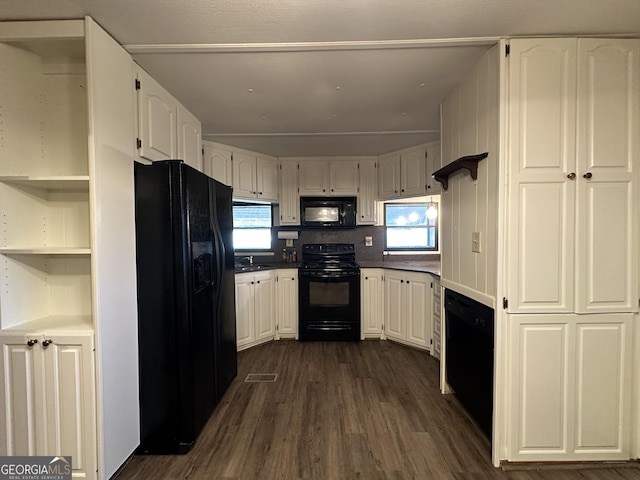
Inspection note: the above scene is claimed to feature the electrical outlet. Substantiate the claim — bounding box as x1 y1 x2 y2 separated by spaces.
472 231 481 253
365 236 373 247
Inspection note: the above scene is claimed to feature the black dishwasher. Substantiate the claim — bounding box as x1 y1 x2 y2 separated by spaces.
445 289 494 439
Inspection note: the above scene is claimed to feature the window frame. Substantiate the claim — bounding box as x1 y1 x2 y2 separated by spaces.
384 200 439 253
232 202 273 252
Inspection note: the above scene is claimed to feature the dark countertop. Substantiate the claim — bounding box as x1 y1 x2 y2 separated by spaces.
357 260 440 276
235 261 440 276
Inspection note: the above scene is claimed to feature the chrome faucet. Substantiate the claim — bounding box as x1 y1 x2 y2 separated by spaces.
237 255 254 265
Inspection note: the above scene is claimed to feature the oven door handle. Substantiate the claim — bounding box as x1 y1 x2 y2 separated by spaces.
299 271 359 279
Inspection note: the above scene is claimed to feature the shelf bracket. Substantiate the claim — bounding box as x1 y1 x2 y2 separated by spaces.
432 152 489 191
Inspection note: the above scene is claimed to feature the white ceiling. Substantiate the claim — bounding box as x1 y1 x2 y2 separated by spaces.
2 0 640 157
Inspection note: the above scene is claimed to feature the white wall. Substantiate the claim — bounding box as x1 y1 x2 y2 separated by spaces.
440 45 500 307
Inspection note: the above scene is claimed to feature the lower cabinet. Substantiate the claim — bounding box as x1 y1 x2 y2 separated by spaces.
0 331 97 479
508 313 632 461
361 269 385 338
383 270 433 350
235 271 275 350
431 276 442 360
275 269 298 339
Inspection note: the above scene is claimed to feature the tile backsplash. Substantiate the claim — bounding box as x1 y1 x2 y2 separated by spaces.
244 226 439 264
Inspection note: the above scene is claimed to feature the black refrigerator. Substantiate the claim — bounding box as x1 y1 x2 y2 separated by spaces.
134 160 237 454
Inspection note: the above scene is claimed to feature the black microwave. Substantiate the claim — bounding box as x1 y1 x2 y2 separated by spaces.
300 197 357 228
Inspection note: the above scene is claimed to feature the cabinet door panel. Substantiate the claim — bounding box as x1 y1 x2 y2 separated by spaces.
254 276 274 341
202 143 233 186
378 155 400 199
177 105 202 171
232 153 257 199
276 271 298 338
574 320 629 452
0 334 46 456
44 334 96 477
384 273 404 339
235 277 255 347
329 160 358 195
507 39 578 313
510 318 569 454
509 182 575 312
137 69 177 161
298 161 328 195
358 160 377 224
256 156 278 201
400 150 426 196
405 275 430 347
361 269 384 337
574 39 639 313
279 160 300 225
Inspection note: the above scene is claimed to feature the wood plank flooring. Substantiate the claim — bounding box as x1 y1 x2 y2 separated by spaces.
114 340 640 479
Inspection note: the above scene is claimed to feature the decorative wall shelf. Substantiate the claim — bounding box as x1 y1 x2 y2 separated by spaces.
433 152 489 191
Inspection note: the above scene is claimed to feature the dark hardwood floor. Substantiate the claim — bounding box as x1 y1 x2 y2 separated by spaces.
114 340 640 479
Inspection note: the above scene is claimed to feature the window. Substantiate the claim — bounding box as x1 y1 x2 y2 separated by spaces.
385 202 438 251
232 203 272 250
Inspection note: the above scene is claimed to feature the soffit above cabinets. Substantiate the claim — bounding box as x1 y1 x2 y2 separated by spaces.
2 0 639 156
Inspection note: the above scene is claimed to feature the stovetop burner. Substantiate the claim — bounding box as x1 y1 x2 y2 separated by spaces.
300 243 358 270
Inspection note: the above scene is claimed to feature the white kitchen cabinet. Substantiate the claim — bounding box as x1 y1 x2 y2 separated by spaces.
361 269 384 338
431 276 442 360
202 140 233 186
0 331 97 479
378 147 427 200
235 271 275 350
298 159 359 196
177 104 202 171
232 152 279 202
425 140 442 194
135 66 177 162
357 159 377 225
383 270 432 349
509 314 632 461
275 269 298 339
279 160 300 225
135 65 203 171
506 38 639 314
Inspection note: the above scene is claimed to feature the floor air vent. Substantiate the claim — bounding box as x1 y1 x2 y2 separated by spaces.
244 373 278 383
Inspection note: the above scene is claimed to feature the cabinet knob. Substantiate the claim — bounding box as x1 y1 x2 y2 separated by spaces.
251 281 254 284
27 339 38 347
406 280 410 284
323 189 326 192
259 191 263 195
365 276 368 280
401 279 404 283
42 339 54 348
583 172 592 179
257 280 260 284
401 189 405 192
567 172 576 179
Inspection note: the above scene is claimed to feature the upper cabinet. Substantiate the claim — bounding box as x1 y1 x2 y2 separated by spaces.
177 104 202 171
378 147 427 200
357 159 377 225
135 66 202 171
425 141 442 194
506 38 639 314
279 160 300 225
232 152 279 202
298 159 359 196
202 140 232 186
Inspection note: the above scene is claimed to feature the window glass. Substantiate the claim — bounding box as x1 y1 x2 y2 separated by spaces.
385 202 438 251
233 204 272 250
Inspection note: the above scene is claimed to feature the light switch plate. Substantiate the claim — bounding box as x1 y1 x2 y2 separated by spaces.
472 231 481 253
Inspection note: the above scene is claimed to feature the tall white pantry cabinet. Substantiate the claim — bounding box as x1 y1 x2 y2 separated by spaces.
0 18 140 480
503 38 639 462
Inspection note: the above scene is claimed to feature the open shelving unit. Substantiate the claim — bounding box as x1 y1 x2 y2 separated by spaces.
0 23 92 332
